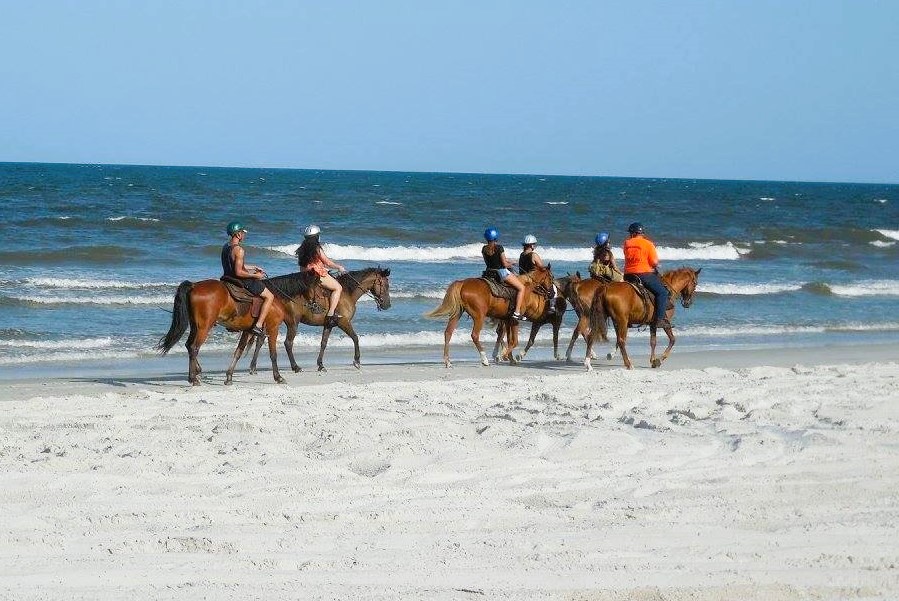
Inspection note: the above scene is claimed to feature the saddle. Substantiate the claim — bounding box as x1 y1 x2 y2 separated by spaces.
623 274 674 326
480 271 517 301
220 276 263 320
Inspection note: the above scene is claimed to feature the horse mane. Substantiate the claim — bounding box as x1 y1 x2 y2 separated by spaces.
263 271 314 298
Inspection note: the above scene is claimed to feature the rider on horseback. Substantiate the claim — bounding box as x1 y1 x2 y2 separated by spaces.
519 234 556 315
222 221 274 337
623 222 670 328
589 231 623 282
296 225 346 328
482 227 527 321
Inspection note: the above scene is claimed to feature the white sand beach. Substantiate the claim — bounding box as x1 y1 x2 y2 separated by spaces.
1 344 897 600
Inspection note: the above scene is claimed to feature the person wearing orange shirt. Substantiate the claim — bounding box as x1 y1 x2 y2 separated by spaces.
623 222 670 328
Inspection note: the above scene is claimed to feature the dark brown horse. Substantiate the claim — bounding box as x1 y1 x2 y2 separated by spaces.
156 272 312 385
491 274 572 362
246 267 392 373
425 264 554 367
586 267 702 370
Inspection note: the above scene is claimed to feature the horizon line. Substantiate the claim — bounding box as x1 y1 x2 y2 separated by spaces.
1 159 897 187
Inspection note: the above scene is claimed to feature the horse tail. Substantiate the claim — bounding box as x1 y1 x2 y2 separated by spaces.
589 287 609 342
156 280 193 354
424 280 464 320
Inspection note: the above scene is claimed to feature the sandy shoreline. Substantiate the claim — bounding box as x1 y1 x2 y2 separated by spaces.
1 344 897 599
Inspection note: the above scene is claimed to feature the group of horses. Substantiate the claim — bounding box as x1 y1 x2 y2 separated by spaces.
157 263 701 385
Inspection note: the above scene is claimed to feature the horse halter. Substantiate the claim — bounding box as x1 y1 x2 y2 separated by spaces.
343 271 389 310
680 273 698 308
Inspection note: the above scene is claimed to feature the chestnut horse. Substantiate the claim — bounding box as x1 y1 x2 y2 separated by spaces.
246 267 391 373
156 273 311 385
556 272 610 361
585 267 701 370
425 264 554 367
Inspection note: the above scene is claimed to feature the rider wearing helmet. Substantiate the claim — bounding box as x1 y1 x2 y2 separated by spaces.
622 222 670 328
589 231 623 282
222 221 274 337
519 234 557 315
296 224 346 328
482 227 527 321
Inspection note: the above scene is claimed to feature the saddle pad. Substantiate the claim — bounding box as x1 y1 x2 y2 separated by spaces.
480 277 517 301
221 279 257 304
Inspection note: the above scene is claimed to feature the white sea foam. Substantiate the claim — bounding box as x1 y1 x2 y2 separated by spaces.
375 201 402 205
875 229 899 241
700 282 802 295
107 216 159 222
24 277 178 290
545 201 568 205
11 294 172 306
870 240 896 248
759 197 775 201
267 242 746 263
828 280 899 297
874 199 888 203
0 337 113 350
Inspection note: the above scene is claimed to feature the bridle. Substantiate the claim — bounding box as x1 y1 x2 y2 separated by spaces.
341 270 389 310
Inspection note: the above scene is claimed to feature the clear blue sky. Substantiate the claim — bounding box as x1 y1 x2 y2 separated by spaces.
1 1 896 183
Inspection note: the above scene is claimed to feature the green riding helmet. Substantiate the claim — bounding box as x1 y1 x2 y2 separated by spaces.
226 221 247 236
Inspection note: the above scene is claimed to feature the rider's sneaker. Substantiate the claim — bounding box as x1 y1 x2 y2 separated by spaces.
654 317 671 329
512 312 528 322
250 325 265 337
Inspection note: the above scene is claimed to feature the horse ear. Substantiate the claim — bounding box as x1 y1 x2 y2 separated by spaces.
695 267 702 276
546 262 552 271
383 268 390 277
576 271 582 278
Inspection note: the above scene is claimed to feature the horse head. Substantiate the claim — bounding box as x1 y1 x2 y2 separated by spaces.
677 267 701 308
372 266 392 310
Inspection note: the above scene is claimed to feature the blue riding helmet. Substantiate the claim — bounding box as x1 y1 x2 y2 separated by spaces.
595 232 610 246
627 222 644 235
484 227 499 241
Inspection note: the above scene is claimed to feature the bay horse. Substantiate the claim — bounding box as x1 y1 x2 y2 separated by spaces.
246 267 391 373
425 264 554 367
585 267 701 371
556 272 610 361
156 272 312 385
490 274 571 363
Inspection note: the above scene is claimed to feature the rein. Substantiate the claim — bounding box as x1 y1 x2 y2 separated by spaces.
337 270 386 310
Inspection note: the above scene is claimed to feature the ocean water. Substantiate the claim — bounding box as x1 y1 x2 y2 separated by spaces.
1 162 897 375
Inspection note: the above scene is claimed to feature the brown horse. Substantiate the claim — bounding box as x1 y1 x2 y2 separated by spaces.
585 267 702 370
156 272 312 385
425 264 554 367
246 267 392 373
491 274 571 362
556 272 611 361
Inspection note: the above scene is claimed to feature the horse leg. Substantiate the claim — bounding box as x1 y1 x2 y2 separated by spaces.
518 322 539 362
342 323 362 369
551 315 561 360
615 319 632 370
249 334 264 374
649 325 659 367
653 325 677 368
267 325 285 383
491 321 504 363
187 325 211 386
225 332 253 385
564 320 580 362
316 324 332 372
443 313 461 368
470 314 490 366
507 321 521 364
284 323 301 373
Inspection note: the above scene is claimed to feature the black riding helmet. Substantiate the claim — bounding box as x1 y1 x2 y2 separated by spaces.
627 222 644 235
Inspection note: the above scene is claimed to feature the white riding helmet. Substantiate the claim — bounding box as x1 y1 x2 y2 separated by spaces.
522 234 537 245
303 224 321 237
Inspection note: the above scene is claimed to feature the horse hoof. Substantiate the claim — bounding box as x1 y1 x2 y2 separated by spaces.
318 366 327 373
275 376 286 384
651 358 662 368
445 362 453 369
248 369 257 375
224 379 232 386
606 353 613 361
353 361 361 370
584 360 593 372
292 366 302 373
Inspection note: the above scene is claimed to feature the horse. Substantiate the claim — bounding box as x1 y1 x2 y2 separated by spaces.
425 264 555 367
156 272 312 385
246 267 392 373
585 267 701 371
490 274 571 363
555 272 611 361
